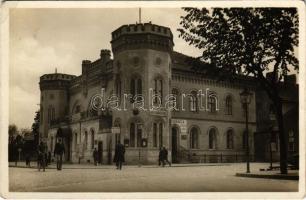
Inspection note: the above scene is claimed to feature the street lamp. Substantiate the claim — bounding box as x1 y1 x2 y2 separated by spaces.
240 88 252 173
269 106 277 170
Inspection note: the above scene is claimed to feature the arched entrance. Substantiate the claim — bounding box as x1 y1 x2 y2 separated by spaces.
56 127 72 162
172 127 179 163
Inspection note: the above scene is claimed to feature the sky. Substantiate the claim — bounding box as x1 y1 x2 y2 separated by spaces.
9 8 203 129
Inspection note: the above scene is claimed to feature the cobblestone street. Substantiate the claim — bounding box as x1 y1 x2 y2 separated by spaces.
9 163 298 192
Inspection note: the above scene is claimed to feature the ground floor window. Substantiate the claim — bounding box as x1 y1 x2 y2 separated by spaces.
190 127 199 149
209 128 217 149
226 129 234 149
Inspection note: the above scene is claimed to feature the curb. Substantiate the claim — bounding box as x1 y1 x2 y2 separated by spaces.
235 173 299 180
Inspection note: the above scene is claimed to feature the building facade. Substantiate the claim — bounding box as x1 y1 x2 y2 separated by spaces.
39 22 257 164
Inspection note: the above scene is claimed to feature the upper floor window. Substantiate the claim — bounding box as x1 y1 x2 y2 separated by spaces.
48 106 55 124
171 88 180 111
115 75 122 98
153 78 163 104
189 91 198 112
208 94 217 113
225 95 233 115
130 75 142 101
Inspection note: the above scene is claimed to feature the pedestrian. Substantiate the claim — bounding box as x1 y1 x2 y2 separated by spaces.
25 153 31 167
37 141 46 172
93 148 98 166
54 138 65 170
158 147 163 166
113 142 125 170
162 146 171 167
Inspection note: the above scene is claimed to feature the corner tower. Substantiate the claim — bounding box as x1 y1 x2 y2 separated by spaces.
39 73 76 140
111 23 174 164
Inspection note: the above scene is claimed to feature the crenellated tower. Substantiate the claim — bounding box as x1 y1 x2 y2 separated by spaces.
110 22 174 163
39 73 76 140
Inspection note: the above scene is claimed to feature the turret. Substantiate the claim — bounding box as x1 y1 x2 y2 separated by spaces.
39 73 76 139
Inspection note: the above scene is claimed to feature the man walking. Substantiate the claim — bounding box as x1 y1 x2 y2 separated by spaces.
162 146 171 167
113 142 125 170
54 138 65 170
37 141 46 171
93 148 98 166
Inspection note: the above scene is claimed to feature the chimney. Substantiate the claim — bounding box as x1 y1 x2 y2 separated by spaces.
82 60 91 75
100 49 111 62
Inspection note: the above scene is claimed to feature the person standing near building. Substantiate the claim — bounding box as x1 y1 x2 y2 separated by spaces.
93 148 98 166
37 141 46 171
113 142 125 170
54 138 65 170
162 147 171 167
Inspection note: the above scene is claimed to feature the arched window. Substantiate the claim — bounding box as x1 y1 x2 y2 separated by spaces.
153 123 158 147
171 88 180 111
209 128 217 149
91 129 95 149
242 131 247 149
189 91 198 112
130 123 135 147
159 123 163 148
74 133 78 150
190 127 199 149
114 119 121 144
84 131 88 149
153 77 163 104
137 124 143 147
226 129 234 149
225 95 232 115
115 75 122 100
208 94 217 113
48 106 55 124
130 75 142 99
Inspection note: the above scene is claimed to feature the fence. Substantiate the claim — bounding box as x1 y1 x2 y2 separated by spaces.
187 154 255 163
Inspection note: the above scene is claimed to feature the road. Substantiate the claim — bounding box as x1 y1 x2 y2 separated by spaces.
9 163 298 192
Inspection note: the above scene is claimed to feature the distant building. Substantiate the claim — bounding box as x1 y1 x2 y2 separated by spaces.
255 73 299 162
39 22 258 164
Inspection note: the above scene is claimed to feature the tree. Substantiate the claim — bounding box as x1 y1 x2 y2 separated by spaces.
31 110 40 148
178 8 299 174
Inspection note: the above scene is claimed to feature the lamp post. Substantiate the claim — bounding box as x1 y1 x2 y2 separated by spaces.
240 88 252 173
269 107 277 170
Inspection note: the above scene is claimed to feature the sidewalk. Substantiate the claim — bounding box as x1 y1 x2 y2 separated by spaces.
9 161 230 169
236 170 299 180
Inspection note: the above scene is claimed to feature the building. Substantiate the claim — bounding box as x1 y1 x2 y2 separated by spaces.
39 22 257 164
254 73 299 162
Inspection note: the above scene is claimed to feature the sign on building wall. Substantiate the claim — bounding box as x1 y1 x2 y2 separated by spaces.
171 119 187 134
111 127 120 134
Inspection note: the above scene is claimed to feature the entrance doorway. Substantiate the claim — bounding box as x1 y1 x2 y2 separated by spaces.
172 127 179 163
98 141 103 164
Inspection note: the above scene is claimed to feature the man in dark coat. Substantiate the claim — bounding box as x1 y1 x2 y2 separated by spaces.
93 148 98 166
158 147 163 166
162 147 171 167
113 142 125 170
37 141 46 171
54 138 65 170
